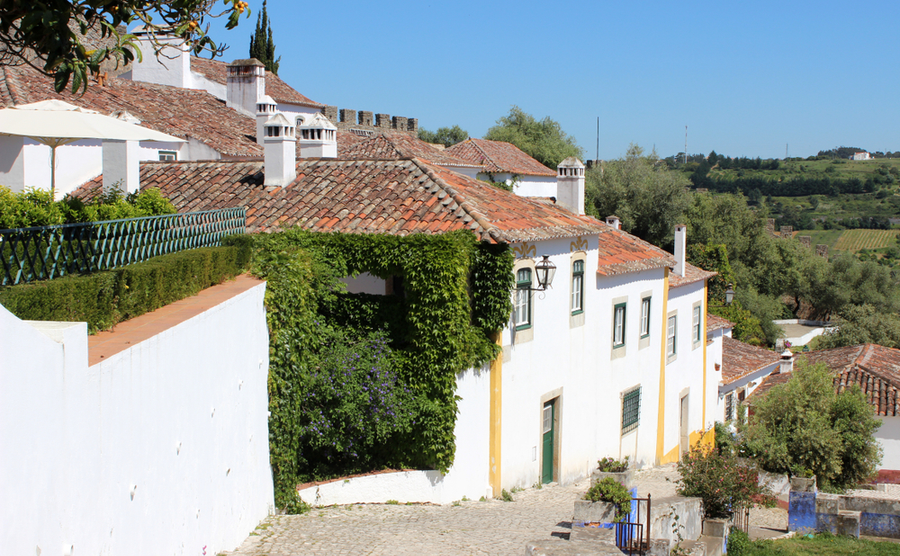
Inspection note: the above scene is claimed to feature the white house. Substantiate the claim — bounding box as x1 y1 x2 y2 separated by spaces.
445 138 560 198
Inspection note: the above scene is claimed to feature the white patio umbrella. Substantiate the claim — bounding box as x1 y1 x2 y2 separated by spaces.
0 99 184 199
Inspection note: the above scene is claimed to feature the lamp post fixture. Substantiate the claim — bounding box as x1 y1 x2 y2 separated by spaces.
710 283 735 308
531 255 557 291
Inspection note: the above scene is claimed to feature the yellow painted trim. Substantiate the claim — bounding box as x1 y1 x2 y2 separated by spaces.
489 332 502 497
656 267 670 464
660 444 680 465
702 281 708 431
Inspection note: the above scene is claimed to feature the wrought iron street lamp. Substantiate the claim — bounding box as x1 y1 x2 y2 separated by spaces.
531 255 557 291
709 283 735 308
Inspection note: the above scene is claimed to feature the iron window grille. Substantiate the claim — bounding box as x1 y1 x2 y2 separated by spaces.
622 386 641 434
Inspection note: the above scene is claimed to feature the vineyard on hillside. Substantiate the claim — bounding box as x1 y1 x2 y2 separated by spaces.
833 229 899 252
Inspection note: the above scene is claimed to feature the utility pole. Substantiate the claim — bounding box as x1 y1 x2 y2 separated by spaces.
786 143 789 159
684 126 688 165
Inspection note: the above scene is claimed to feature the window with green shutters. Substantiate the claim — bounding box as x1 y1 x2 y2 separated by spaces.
515 268 532 330
622 386 641 434
571 260 584 315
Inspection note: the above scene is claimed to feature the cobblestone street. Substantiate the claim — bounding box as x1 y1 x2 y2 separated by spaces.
225 465 788 555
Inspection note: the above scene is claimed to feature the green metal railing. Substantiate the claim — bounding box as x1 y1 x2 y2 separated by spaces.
0 208 246 286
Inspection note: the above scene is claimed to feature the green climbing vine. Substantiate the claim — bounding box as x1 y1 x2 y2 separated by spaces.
242 229 514 510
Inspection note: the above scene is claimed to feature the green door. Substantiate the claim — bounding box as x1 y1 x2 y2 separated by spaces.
542 401 555 484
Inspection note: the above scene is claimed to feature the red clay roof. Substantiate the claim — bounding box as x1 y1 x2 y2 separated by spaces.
0 64 262 158
707 314 734 332
190 56 322 108
445 139 556 177
748 344 900 415
669 263 718 288
722 336 780 383
75 157 607 243
596 224 675 276
745 371 792 403
340 133 482 169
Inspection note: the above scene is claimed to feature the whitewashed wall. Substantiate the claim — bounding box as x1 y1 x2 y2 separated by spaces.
664 280 710 461
475 173 557 198
498 236 671 490
0 283 273 556
707 326 728 423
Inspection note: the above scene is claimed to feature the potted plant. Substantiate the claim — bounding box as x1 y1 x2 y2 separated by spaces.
574 477 632 523
591 456 634 489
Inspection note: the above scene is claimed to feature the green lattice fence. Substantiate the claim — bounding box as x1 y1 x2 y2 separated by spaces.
0 208 245 286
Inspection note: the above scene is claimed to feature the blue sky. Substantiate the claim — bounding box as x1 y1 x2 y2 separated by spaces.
202 0 899 160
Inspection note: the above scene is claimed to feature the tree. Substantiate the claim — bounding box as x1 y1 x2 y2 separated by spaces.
418 125 469 148
585 144 691 246
817 305 900 349
0 0 250 93
484 106 584 169
743 360 881 490
248 0 279 74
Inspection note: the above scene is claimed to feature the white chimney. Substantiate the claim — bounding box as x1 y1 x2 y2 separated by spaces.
296 113 337 158
128 28 190 89
227 59 266 117
556 157 585 215
778 349 793 374
674 224 687 277
256 95 278 146
102 140 141 195
605 215 621 230
263 113 296 187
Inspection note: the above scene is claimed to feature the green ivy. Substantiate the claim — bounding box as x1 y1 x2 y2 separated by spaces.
247 229 514 510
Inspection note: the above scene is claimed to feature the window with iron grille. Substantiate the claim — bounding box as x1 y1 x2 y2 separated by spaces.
622 386 641 434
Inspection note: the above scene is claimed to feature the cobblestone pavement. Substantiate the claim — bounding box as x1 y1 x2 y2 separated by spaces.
226 481 586 556
226 465 789 555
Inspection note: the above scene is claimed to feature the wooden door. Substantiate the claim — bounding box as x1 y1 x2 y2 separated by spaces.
541 401 555 484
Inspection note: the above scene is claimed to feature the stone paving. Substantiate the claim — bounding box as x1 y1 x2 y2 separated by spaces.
225 465 788 555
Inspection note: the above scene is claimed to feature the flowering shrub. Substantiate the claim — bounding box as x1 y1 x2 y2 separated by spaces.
584 477 632 523
596 456 630 473
676 445 775 519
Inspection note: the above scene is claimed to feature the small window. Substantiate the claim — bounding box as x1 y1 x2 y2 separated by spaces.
571 260 584 315
725 392 734 422
613 303 626 347
542 404 552 434
158 151 176 162
515 268 532 330
667 315 677 357
692 306 702 343
640 297 651 338
622 386 641 434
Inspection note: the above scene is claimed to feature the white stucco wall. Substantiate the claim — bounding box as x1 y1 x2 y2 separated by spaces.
664 280 712 460
443 165 481 180
877 417 900 471
0 283 273 556
297 363 492 506
479 173 557 198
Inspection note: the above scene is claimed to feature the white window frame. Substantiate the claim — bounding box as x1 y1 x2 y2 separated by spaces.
667 313 677 361
571 260 584 315
613 303 626 348
640 297 651 338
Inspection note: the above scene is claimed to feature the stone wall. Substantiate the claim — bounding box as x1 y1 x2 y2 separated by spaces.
323 105 417 135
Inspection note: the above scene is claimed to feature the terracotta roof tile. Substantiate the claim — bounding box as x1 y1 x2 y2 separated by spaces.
75 157 607 243
745 372 792 403
707 313 734 332
445 138 556 177
596 224 675 276
669 263 718 288
722 336 780 383
190 57 322 107
0 64 262 158
747 344 900 416
340 133 482 168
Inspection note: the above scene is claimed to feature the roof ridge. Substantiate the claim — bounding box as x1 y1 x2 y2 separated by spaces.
409 158 501 241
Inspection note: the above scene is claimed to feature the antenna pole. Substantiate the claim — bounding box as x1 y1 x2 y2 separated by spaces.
596 116 599 162
684 125 688 164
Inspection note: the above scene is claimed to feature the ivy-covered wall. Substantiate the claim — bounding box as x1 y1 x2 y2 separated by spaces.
235 229 514 510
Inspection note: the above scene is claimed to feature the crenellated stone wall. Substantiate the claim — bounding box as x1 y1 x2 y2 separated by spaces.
323 105 417 135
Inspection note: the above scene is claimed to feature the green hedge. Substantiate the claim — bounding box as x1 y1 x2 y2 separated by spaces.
0 242 251 332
